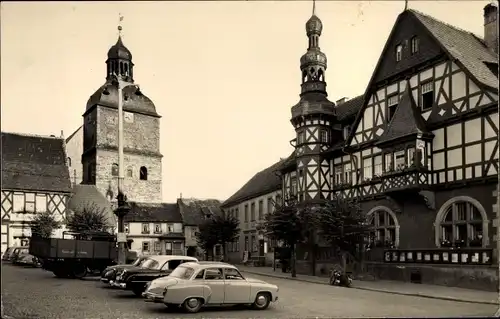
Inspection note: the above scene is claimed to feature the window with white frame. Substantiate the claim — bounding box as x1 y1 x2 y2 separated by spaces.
395 44 403 62
363 157 373 181
142 241 150 252
368 210 397 247
387 94 399 121
342 126 350 140
411 37 419 54
439 201 484 247
142 223 150 234
420 81 434 111
154 241 161 252
297 131 305 145
334 165 343 184
343 163 352 184
154 223 161 234
384 153 393 172
394 151 406 170
407 147 416 167
374 155 382 177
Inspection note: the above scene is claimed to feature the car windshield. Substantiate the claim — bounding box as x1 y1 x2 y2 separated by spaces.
169 266 195 279
141 259 160 269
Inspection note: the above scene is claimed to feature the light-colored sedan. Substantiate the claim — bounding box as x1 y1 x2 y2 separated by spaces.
143 261 279 313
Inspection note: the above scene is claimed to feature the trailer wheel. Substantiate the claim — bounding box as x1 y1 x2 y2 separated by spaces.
72 263 88 279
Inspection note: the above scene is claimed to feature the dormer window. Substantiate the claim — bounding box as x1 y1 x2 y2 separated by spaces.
395 44 403 62
387 94 399 121
411 37 419 54
420 81 434 111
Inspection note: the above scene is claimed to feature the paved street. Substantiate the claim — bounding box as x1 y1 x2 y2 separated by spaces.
2 263 497 318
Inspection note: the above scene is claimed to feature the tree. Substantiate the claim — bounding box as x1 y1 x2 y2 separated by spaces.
263 197 315 277
315 196 372 275
212 214 240 261
30 211 61 238
195 220 219 260
66 203 109 232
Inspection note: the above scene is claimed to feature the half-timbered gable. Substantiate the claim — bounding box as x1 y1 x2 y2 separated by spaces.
348 9 498 149
1 132 72 252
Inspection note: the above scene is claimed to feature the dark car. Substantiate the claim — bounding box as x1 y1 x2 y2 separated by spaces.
112 255 198 296
101 256 148 284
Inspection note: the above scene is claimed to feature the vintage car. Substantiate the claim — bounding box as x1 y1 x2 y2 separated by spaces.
10 246 29 263
142 262 279 313
112 255 198 295
100 256 148 284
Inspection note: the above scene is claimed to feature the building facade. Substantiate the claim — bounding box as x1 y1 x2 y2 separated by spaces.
124 202 185 255
221 160 285 263
65 34 163 204
1 132 73 252
276 4 499 290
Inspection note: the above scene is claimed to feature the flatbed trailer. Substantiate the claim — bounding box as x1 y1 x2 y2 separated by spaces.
29 230 118 279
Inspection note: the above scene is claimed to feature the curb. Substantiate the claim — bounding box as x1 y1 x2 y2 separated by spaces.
241 270 498 306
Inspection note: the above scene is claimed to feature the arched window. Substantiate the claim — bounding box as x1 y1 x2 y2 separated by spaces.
435 197 488 248
67 157 72 167
127 168 133 178
367 206 400 248
140 166 148 180
111 163 119 176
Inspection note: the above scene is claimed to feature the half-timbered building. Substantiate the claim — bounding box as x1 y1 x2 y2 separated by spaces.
1 132 73 253
278 4 499 290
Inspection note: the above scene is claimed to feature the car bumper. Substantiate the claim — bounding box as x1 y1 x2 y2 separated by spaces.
142 291 164 303
100 278 110 284
111 281 127 289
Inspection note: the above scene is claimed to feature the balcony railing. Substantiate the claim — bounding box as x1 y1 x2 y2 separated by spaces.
381 167 430 193
383 248 493 265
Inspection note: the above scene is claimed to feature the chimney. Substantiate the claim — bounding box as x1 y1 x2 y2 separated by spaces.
484 2 498 53
60 130 64 138
336 97 350 105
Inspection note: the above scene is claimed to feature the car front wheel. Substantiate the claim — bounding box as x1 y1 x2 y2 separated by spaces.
182 297 203 313
252 292 271 310
132 285 145 296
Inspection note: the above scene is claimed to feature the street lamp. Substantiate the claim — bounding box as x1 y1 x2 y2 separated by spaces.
111 73 130 265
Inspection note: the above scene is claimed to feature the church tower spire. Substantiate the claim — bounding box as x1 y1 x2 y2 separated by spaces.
289 1 337 203
106 14 134 83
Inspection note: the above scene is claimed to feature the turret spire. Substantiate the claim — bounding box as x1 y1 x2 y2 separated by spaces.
299 0 327 95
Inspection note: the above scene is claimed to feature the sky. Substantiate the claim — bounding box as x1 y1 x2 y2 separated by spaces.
0 0 491 202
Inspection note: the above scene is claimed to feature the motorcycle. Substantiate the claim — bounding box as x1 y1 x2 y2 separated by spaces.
32 256 42 268
329 269 353 287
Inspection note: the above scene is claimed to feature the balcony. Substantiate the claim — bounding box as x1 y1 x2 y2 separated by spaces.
383 248 493 265
381 166 430 194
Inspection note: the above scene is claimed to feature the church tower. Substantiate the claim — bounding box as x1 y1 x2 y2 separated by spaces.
82 23 163 203
290 2 338 202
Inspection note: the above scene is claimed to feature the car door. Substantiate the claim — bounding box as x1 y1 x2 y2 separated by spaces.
203 268 225 304
223 268 252 303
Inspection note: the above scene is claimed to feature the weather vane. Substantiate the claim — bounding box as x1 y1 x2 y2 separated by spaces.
118 13 124 36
